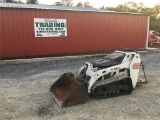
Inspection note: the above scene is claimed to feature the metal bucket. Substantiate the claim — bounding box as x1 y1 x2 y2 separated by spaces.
50 73 89 107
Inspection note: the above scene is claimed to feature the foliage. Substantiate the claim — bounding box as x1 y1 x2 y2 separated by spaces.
26 0 38 4
54 0 92 8
101 2 160 31
17 0 23 3
0 0 24 3
54 0 73 6
83 1 92 8
0 0 17 3
54 1 63 6
76 2 83 7
1 0 15 2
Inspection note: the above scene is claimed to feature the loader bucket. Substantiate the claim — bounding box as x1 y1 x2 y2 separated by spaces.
50 73 89 107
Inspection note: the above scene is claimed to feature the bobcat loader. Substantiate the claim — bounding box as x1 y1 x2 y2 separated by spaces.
50 49 147 107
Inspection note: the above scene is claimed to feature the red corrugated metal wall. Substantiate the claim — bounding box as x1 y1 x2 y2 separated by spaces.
0 8 148 59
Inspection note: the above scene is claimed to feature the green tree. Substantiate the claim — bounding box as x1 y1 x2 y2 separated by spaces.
152 3 160 18
54 0 73 6
100 5 105 9
62 0 73 6
84 1 92 8
54 1 63 6
104 2 145 12
76 2 83 7
101 2 160 31
150 3 160 31
1 0 16 2
0 0 23 3
17 0 24 3
26 0 38 4
137 2 146 12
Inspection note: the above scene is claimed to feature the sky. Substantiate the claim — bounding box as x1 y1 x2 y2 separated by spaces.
36 0 160 8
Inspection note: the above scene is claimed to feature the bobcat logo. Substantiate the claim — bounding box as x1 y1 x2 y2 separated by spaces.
133 63 141 69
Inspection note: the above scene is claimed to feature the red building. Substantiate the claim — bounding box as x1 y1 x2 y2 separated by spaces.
0 3 149 59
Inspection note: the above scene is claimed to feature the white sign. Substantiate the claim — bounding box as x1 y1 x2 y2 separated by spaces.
34 18 67 37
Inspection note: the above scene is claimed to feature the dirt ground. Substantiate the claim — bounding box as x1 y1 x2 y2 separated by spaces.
0 50 160 120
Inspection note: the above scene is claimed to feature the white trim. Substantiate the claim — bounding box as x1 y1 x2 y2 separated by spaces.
146 16 150 49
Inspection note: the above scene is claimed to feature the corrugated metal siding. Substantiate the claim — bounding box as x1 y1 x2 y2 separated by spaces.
0 8 148 59
0 8 1 58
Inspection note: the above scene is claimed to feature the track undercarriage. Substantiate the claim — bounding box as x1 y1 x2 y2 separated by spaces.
91 76 133 98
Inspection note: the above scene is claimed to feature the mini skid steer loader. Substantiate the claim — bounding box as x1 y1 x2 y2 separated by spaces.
50 49 147 107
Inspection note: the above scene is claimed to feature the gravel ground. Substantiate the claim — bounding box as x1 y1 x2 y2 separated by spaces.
0 50 160 120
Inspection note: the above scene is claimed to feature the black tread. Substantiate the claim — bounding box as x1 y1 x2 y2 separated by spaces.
91 75 133 98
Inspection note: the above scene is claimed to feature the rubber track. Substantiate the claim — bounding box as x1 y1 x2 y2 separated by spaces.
91 75 132 98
